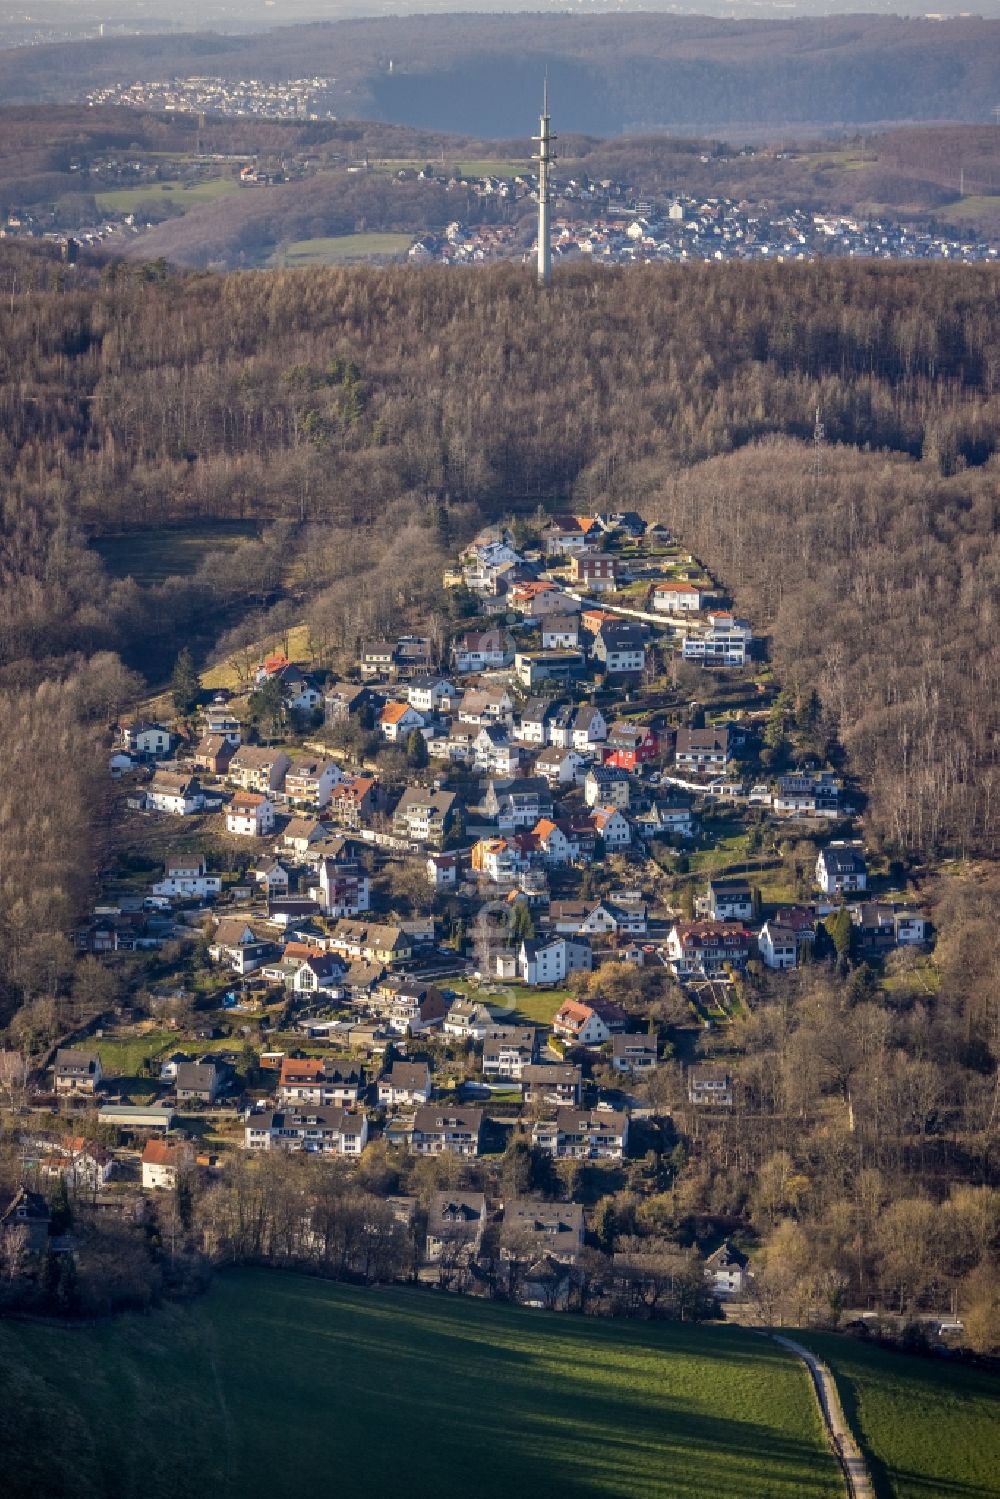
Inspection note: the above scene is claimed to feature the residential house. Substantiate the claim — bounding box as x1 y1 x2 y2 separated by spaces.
201 709 241 746
0 1187 50 1254
518 936 592 987
451 629 514 675
541 617 581 650
603 722 658 771
540 514 599 554
665 922 752 978
327 920 412 966
514 581 582 619
553 998 627 1045
634 797 696 841
611 1034 658 1075
53 1049 102 1094
516 697 558 745
279 816 325 858
278 1058 363 1107
124 722 173 758
175 1061 222 1104
591 624 646 675
290 953 347 999
816 842 868 895
407 676 458 714
226 792 275 838
152 855 222 900
310 856 370 918
426 1192 487 1261
253 859 290 896
705 1241 749 1299
141 1139 194 1189
699 879 754 922
193 734 235 777
359 640 397 680
443 1000 495 1040
426 852 458 888
284 756 341 809
42 1137 113 1190
503 1200 585 1261
530 819 576 866
483 777 553 830
273 664 323 716
482 1027 538 1081
378 1060 433 1108
514 650 586 689
385 982 449 1037
379 700 426 743
458 686 514 728
228 747 291 794
534 746 585 786
533 1108 629 1160
589 805 631 849
521 1064 582 1107
688 1066 733 1107
411 1106 484 1156
757 922 798 970
245 1108 368 1156
330 775 380 829
570 552 617 593
681 614 753 666
651 582 706 613
584 765 630 809
471 726 518 777
323 681 372 724
393 786 459 847
147 771 204 816
674 727 732 772
548 704 608 751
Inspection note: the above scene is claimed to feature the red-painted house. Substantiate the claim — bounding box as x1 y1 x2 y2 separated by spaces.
603 722 659 771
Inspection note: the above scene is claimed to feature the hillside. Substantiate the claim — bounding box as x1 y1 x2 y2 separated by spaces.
1 15 998 134
0 1268 837 1499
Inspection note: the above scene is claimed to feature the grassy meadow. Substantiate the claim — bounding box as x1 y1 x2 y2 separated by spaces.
274 232 414 266
93 522 259 586
0 1269 840 1499
95 177 241 214
797 1332 1000 1499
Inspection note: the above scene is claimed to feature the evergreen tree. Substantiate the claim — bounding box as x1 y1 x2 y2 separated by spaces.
406 728 428 768
170 647 200 716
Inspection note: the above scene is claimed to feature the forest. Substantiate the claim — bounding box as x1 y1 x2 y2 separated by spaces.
1 13 997 134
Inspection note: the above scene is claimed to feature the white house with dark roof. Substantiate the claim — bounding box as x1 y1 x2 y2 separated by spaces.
815 842 868 895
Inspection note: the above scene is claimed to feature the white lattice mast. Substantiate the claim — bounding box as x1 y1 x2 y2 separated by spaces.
533 76 556 287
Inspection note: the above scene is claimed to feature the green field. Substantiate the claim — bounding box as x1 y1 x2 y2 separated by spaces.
93 522 259 585
275 232 414 266
95 177 241 213
0 1269 840 1499
798 1332 1000 1498
938 194 1000 222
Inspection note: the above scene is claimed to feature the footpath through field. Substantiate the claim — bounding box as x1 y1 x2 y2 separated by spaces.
771 1335 874 1499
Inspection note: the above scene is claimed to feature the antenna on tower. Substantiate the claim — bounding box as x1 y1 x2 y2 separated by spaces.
532 71 556 288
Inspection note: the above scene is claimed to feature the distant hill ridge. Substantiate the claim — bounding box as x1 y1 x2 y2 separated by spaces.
1 13 998 134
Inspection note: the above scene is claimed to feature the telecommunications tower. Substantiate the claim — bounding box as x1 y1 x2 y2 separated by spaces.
532 77 556 287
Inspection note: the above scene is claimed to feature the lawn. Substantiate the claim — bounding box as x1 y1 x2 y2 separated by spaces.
95 177 241 213
796 1331 1000 1499
201 621 312 690
93 522 259 585
275 232 414 266
74 1031 177 1077
0 1268 841 1499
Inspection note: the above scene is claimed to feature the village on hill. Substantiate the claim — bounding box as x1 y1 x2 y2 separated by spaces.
0 507 934 1318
